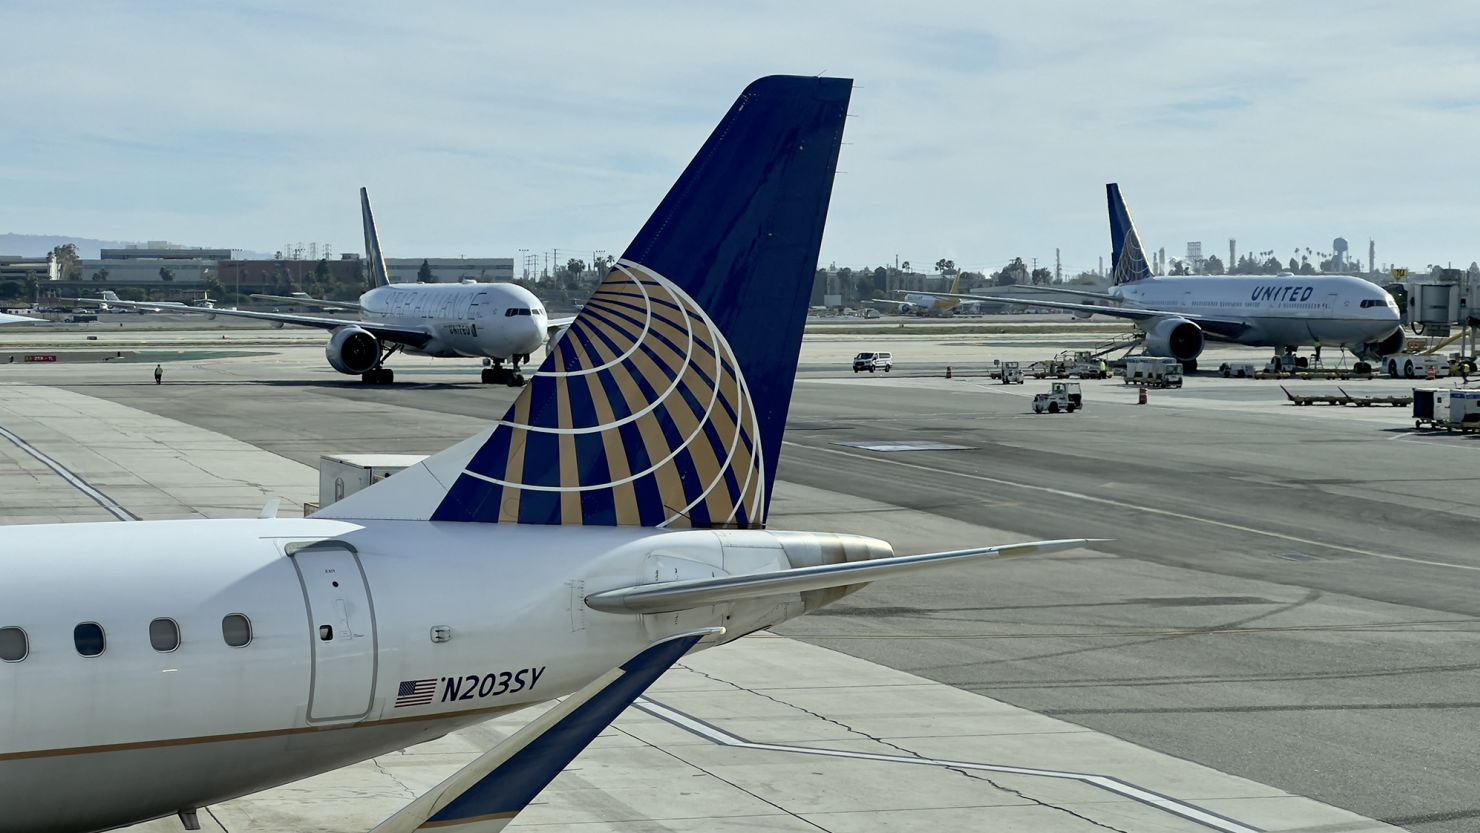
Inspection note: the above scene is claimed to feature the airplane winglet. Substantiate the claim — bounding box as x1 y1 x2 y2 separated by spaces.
369 628 720 833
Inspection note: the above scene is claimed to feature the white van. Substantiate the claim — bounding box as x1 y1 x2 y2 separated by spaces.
852 351 893 373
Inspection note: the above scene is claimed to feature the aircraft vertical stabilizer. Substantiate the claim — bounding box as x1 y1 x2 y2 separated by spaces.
1107 183 1153 286
318 76 852 528
361 187 391 287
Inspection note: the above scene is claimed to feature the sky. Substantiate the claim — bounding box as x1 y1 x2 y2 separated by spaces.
4 1 1480 276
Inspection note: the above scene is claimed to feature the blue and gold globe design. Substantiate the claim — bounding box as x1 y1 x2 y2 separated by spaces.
436 261 767 528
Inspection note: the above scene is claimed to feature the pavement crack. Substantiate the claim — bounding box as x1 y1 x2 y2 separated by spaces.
946 767 1134 833
676 661 1130 830
369 755 417 800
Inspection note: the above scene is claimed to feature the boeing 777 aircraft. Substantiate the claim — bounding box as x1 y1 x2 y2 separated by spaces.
0 76 1084 833
84 189 571 386
945 184 1404 370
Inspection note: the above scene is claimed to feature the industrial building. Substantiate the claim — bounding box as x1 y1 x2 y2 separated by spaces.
384 257 514 284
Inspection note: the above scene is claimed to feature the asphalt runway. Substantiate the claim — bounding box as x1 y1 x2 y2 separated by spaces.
3 321 1471 831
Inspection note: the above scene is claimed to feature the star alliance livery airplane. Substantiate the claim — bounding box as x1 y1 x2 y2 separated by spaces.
0 76 1086 833
83 189 568 386
946 184 1404 370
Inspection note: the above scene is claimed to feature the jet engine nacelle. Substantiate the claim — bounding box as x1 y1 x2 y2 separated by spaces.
1355 327 1405 361
326 326 381 375
1142 317 1205 361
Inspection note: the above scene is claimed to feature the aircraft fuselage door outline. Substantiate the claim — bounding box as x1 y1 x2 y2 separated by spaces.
285 540 379 723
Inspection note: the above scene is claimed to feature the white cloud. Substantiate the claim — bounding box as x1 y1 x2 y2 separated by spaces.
3 1 1480 272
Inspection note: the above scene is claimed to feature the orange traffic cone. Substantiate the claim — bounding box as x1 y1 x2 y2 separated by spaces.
1138 386 1148 405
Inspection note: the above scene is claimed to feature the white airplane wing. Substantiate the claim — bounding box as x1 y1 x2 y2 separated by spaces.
249 293 364 311
585 539 1092 614
73 296 436 348
937 292 1253 340
0 312 42 325
369 629 717 833
994 285 1112 301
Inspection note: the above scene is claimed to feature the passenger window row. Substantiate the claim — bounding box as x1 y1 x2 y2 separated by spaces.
0 614 253 662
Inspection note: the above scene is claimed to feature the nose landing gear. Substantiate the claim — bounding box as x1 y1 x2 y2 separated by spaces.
480 360 527 387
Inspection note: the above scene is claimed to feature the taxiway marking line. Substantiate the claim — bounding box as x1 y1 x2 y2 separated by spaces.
783 440 1480 573
0 424 138 521
636 698 1262 833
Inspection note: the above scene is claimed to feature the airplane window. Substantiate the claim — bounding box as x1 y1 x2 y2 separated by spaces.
74 622 105 657
505 308 516 317
149 618 180 653
221 614 252 648
0 626 27 662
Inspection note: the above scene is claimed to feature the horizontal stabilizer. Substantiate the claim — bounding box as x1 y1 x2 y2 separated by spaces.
370 629 718 833
585 539 1094 614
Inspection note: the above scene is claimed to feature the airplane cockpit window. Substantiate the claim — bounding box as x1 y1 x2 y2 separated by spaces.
221 614 253 648
0 626 27 662
505 307 534 317
149 618 180 653
74 622 105 657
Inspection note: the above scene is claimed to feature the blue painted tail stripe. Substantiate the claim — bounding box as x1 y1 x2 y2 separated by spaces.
425 634 704 826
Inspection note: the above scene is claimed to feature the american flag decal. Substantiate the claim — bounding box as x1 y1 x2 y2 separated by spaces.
394 678 437 708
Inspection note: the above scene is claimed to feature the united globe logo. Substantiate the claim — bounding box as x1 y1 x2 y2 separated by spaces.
448 261 767 528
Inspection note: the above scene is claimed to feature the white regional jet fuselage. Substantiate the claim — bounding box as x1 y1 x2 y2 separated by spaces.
1115 273 1400 347
358 281 548 360
0 518 861 833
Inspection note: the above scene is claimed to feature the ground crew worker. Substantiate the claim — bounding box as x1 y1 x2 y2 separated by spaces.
153 364 163 385
1313 340 1322 363
1099 359 1108 378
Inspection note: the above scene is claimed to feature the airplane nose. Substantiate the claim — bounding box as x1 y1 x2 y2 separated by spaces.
524 314 548 351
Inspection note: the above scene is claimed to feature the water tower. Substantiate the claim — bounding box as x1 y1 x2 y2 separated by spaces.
1332 237 1348 271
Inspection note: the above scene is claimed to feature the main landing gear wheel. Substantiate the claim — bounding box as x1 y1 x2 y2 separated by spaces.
360 368 394 384
481 366 528 387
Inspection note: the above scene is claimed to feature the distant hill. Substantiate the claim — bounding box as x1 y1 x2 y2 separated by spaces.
0 234 135 259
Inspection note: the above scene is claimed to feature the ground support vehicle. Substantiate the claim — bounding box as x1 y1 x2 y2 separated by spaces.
1280 386 1351 406
1124 356 1183 388
1412 388 1480 430
1386 354 1450 380
852 351 893 373
1032 390 1076 414
1338 387 1412 407
1052 381 1083 409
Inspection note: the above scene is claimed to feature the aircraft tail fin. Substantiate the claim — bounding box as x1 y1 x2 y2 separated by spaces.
361 187 391 288
1107 183 1153 286
317 76 852 528
101 290 121 302
368 630 714 833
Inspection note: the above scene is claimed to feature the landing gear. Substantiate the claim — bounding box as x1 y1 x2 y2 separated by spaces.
481 362 527 387
358 344 402 385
